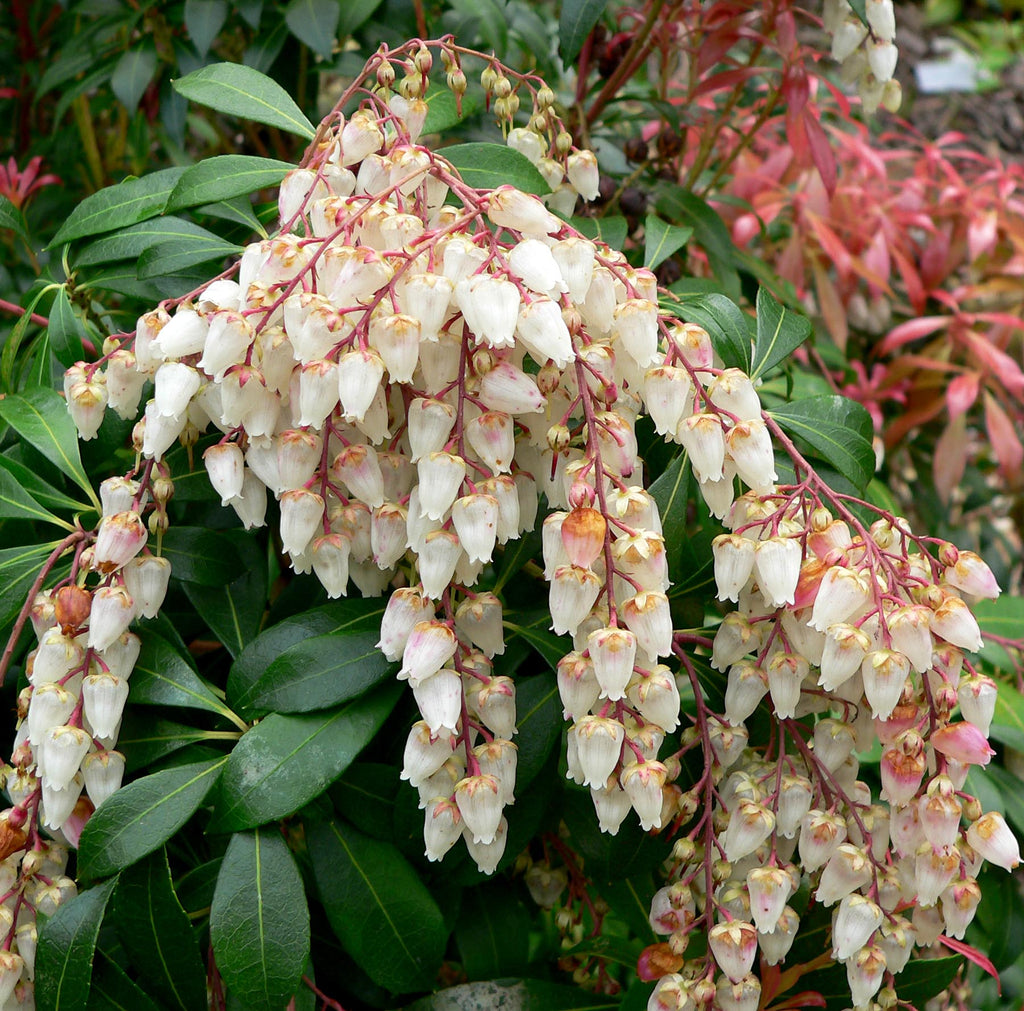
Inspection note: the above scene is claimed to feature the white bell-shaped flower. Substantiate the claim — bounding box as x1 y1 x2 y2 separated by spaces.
379 588 435 662
279 488 325 557
456 274 520 349
82 749 126 807
83 673 129 740
450 494 499 564
412 667 462 737
38 725 92 791
121 555 171 619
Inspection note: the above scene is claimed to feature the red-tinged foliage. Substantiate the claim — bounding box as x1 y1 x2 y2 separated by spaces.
0 155 60 209
939 935 1002 994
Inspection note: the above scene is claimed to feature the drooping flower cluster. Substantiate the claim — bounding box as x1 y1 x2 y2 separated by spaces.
0 475 171 1008
822 0 902 114
53 37 1013 1011
646 497 1015 1009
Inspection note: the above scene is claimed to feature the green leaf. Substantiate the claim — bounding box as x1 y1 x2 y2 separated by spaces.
228 599 386 712
990 680 1024 752
648 451 689 573
111 43 159 111
117 714 218 773
514 673 563 791
643 214 691 270
569 215 628 250
846 0 868 26
976 596 1024 673
130 633 236 719
46 287 86 367
751 287 811 380
210 830 310 1011
655 184 741 299
596 877 659 942
0 387 99 506
309 819 446 993
165 155 293 213
890 955 962 1010
0 454 89 514
245 629 395 713
768 395 875 492
0 541 62 632
559 0 608 63
0 467 69 528
74 217 228 267
36 879 118 1011
441 144 550 195
160 526 246 585
421 87 481 136
173 63 316 140
329 763 399 841
49 167 188 247
674 292 752 373
455 883 530 979
77 265 205 302
184 0 228 56
77 758 228 880
0 195 27 238
112 849 207 1011
183 533 267 658
87 951 162 1011
284 0 339 58
197 195 267 236
336 0 383 35
137 234 242 278
209 684 401 831
0 286 50 393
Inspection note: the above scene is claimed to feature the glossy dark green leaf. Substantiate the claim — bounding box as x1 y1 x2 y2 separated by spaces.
228 599 386 712
0 541 61 632
175 858 224 916
284 0 339 58
0 467 68 527
596 876 659 942
655 185 741 298
184 0 228 56
165 156 293 213
111 43 158 111
74 217 227 268
514 674 562 791
421 87 481 136
173 63 316 139
77 264 206 302
137 235 241 278
245 629 394 713
36 878 118 1011
503 617 563 671
184 532 267 658
160 526 245 585
112 849 206 1011
330 762 399 841
0 286 48 393
117 713 219 772
442 144 550 195
751 287 811 380
977 596 1024 673
87 950 162 1011
0 387 99 504
768 395 875 492
559 0 609 63
210 830 310 1011
989 678 1024 752
649 450 689 573
644 214 691 270
336 0 383 35
78 757 228 879
569 215 628 250
46 287 85 366
49 167 187 247
847 0 868 25
309 819 446 993
0 455 89 514
674 292 752 373
130 633 236 719
455 883 530 979
209 684 401 831
196 195 267 235
0 195 26 238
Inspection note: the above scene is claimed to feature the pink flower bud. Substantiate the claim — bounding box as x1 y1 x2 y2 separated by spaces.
93 511 147 572
931 721 995 766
